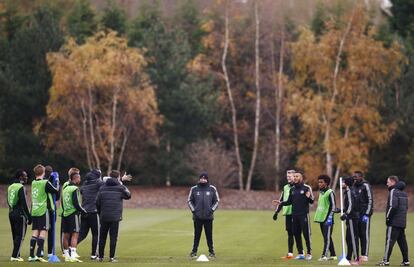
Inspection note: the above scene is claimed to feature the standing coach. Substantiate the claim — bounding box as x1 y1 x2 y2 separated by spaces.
377 176 409 266
188 172 219 259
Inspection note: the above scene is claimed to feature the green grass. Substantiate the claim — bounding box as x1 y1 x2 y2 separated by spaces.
0 209 412 266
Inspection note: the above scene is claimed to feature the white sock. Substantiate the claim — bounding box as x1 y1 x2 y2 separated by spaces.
63 249 70 258
70 248 77 258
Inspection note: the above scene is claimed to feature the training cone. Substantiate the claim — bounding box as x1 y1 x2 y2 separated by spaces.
48 254 60 263
196 254 209 262
338 255 351 266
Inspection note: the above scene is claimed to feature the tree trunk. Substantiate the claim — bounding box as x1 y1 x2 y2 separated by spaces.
166 139 171 187
222 1 244 190
271 27 285 192
87 86 101 170
325 9 354 179
116 127 129 171
80 100 92 169
108 87 120 174
246 0 261 191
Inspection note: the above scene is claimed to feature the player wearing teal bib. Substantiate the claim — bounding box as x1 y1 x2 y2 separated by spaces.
28 164 59 262
273 169 296 259
8 170 31 262
314 175 337 261
62 171 86 262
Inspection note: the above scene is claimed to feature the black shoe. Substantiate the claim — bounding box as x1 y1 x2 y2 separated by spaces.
98 258 104 262
377 261 390 266
208 251 216 258
189 252 197 259
401 262 410 266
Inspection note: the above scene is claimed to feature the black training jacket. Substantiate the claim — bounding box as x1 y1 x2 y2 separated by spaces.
96 178 131 222
281 182 314 216
386 181 408 228
188 183 219 220
354 180 374 216
80 172 104 213
343 187 360 219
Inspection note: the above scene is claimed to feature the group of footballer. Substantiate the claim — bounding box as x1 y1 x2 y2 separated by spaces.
272 170 409 266
7 164 132 263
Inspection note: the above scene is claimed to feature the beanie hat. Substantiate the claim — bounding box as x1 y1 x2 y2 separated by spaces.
344 177 354 187
199 172 209 180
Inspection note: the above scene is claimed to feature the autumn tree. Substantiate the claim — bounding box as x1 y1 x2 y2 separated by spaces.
288 5 404 188
46 31 161 174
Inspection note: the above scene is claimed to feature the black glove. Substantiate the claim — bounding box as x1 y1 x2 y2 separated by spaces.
273 212 278 221
340 214 348 221
27 216 32 225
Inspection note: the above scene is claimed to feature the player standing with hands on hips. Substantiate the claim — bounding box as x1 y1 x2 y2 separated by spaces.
188 172 219 259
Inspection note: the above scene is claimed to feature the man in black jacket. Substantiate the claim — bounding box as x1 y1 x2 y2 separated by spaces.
377 176 410 266
96 170 131 262
188 172 219 259
275 171 314 260
273 169 296 259
77 169 103 260
340 177 360 265
7 170 31 262
353 171 373 261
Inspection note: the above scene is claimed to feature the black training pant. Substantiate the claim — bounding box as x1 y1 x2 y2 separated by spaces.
292 214 311 255
285 215 294 254
9 211 27 258
346 218 359 261
192 219 214 253
357 215 371 256
78 213 100 256
99 221 119 259
383 226 409 263
320 223 336 257
47 209 56 255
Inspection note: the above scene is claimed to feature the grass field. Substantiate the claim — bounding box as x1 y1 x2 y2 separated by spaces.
0 209 412 266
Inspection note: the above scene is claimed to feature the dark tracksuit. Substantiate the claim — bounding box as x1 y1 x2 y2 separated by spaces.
383 182 409 263
275 183 295 254
96 178 131 259
188 183 219 254
78 172 103 257
354 180 373 257
343 187 360 261
8 181 31 258
318 189 337 257
47 174 60 255
281 183 314 255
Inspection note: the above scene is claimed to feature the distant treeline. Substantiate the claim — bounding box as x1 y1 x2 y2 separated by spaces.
0 0 413 190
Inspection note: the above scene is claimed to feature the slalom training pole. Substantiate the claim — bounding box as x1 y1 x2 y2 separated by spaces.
338 177 350 266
